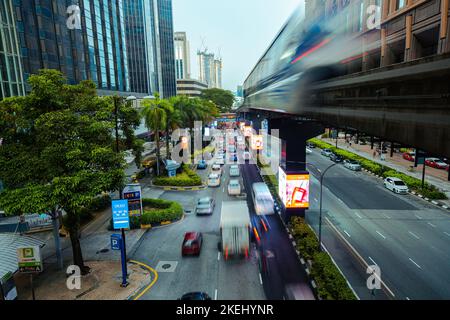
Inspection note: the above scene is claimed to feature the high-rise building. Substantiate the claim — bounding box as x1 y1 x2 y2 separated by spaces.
176 79 208 97
156 0 177 98
10 0 130 96
174 32 191 80
198 50 215 88
198 50 222 89
123 0 159 95
0 0 26 99
213 58 222 89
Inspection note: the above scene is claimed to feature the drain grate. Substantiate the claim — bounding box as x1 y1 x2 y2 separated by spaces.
97 248 109 254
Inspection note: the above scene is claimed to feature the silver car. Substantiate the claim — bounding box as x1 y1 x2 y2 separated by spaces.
196 197 215 215
343 159 362 171
229 165 240 177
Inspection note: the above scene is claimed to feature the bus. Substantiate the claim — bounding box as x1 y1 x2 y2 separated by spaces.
251 182 275 215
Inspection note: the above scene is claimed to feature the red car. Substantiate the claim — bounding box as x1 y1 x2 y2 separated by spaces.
403 152 415 162
182 232 203 256
425 158 449 170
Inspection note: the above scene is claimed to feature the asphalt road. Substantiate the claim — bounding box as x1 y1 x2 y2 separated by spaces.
240 162 315 300
131 162 265 300
306 149 450 299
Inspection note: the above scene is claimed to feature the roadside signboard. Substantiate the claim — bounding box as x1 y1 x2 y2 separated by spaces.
17 246 43 273
111 234 122 251
123 184 143 217
251 135 264 150
112 200 130 230
278 167 310 209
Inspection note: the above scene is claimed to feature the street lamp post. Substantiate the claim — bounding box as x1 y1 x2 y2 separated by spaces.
287 160 338 252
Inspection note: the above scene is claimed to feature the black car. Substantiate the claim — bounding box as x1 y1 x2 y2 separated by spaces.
306 142 316 149
179 292 212 300
330 153 343 163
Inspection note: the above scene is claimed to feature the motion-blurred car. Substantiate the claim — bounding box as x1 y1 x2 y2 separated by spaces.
384 177 409 194
179 292 211 300
195 197 215 215
425 158 449 170
321 149 333 157
211 164 222 176
244 151 251 160
306 142 315 149
227 180 241 196
284 283 315 300
330 153 343 163
208 173 221 187
343 159 362 171
197 160 207 170
403 152 415 162
181 232 203 256
229 165 240 177
215 155 225 165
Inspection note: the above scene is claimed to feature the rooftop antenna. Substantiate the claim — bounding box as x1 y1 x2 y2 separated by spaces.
200 37 208 53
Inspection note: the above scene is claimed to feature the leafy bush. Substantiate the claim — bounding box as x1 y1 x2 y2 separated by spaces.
308 138 447 200
153 164 202 186
140 198 183 225
311 252 357 300
290 217 356 300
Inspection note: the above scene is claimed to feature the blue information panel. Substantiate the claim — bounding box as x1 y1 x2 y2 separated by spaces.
112 200 130 230
111 234 122 251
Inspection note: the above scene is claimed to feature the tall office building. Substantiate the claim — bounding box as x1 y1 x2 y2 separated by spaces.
156 0 177 98
123 0 159 95
213 58 222 89
198 50 214 87
10 0 130 95
174 32 191 80
0 0 26 99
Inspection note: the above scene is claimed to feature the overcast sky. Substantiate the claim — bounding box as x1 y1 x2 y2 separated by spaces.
172 0 304 93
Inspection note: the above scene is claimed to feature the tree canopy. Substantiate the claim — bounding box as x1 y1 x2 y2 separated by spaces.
200 88 235 113
0 69 140 273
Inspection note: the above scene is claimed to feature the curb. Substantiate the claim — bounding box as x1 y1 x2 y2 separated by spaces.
128 260 159 300
150 183 208 191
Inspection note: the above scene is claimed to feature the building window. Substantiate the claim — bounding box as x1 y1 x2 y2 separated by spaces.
396 0 406 10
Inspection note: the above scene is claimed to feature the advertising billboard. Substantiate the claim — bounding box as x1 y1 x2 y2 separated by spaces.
122 184 143 217
251 135 263 150
278 167 310 209
244 126 253 137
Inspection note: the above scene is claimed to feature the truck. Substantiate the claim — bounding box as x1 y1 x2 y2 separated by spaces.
219 201 252 260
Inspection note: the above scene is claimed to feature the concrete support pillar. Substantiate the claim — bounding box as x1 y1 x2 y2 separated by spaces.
270 119 324 222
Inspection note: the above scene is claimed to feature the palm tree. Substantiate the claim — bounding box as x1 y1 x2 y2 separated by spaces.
141 93 168 176
162 100 182 160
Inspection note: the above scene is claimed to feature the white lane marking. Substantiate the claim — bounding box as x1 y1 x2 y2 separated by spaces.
381 213 391 219
376 230 386 239
214 289 218 300
368 256 377 266
409 258 422 270
314 198 318 202
343 230 351 238
406 297 410 300
354 212 362 219
217 252 221 261
427 222 436 228
259 273 263 285
444 232 450 237
415 215 423 220
408 231 420 240
222 187 225 193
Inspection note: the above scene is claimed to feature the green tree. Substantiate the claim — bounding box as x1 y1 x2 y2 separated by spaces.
141 94 168 175
0 70 137 274
200 88 235 113
162 101 182 160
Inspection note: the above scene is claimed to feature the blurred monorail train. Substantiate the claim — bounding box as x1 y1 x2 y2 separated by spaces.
243 2 379 114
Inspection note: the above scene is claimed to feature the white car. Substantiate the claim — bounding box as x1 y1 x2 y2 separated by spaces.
208 174 221 187
343 159 362 171
211 164 222 176
229 165 240 177
321 149 333 157
384 177 409 194
228 180 241 196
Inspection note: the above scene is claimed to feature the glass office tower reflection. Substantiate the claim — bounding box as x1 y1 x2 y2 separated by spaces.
0 0 26 99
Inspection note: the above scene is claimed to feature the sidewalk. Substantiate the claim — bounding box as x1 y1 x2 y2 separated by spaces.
321 138 450 206
15 261 151 300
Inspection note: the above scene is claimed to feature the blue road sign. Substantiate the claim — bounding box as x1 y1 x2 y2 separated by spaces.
112 200 130 230
111 234 122 251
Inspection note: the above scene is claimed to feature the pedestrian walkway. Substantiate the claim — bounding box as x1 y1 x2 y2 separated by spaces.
321 138 450 206
15 261 152 300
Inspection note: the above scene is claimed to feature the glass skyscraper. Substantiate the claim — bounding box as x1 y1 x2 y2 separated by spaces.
0 0 26 99
156 0 177 98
